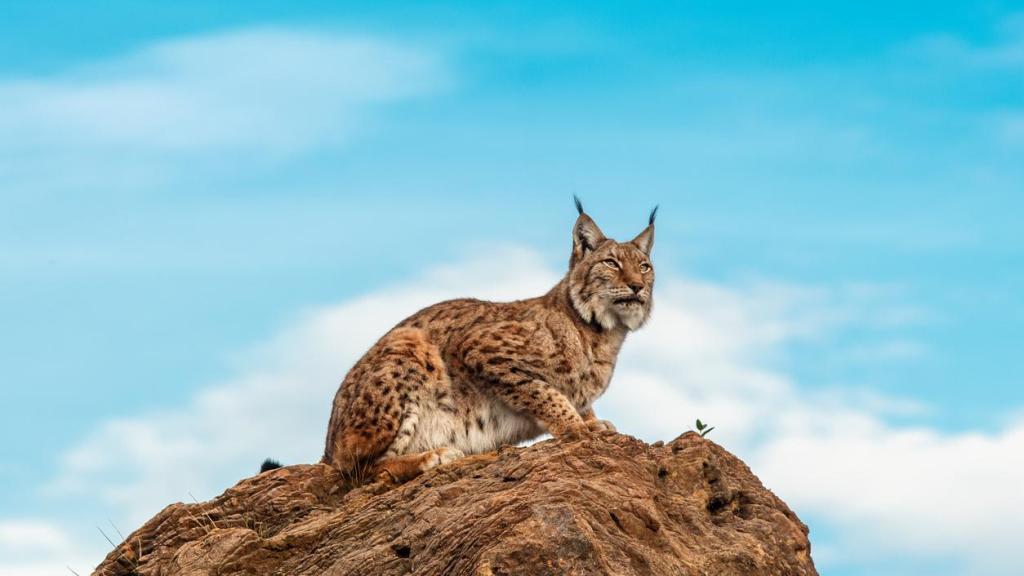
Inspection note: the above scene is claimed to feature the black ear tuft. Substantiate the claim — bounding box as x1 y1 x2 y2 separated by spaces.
260 458 282 473
649 205 659 226
574 195 584 215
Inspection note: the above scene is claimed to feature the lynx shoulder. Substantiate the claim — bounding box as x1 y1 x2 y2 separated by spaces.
322 198 657 483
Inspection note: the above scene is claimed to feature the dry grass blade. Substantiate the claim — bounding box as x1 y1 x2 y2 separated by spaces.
188 490 220 530
108 518 126 542
97 525 118 549
339 445 378 489
96 525 134 568
183 505 213 535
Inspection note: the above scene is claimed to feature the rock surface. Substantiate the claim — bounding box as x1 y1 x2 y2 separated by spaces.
93 432 817 575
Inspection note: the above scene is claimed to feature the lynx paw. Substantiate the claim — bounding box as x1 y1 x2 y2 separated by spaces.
426 447 465 470
586 419 617 434
558 422 598 442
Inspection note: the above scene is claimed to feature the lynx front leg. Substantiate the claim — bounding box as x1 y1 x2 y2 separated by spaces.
461 323 590 441
493 379 590 440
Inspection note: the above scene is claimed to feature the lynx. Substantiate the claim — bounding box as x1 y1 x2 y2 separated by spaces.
322 198 656 483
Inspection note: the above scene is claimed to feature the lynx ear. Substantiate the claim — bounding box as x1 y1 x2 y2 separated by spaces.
574 214 606 253
631 205 657 255
571 196 606 266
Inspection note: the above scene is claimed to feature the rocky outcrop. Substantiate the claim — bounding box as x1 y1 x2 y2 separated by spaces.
93 432 816 575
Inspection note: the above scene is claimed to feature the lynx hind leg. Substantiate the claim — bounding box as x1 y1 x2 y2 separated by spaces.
323 327 447 479
374 447 465 484
322 363 402 473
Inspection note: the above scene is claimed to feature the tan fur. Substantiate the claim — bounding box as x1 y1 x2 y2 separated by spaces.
322 202 656 482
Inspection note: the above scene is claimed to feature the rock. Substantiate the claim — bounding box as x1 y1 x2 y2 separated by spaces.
93 432 817 575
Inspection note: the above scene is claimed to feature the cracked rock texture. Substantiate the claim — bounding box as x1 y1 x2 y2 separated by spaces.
93 432 817 575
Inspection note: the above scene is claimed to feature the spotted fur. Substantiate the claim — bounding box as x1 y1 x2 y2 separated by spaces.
323 200 656 482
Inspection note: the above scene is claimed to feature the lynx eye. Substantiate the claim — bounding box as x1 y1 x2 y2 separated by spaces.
602 259 619 269
639 263 651 273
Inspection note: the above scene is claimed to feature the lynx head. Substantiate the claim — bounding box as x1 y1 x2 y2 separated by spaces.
568 196 656 331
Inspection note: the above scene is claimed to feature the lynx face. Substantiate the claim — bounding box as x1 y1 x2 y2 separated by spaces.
568 207 656 331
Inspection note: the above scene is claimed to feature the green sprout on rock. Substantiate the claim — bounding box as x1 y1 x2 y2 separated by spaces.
695 419 715 438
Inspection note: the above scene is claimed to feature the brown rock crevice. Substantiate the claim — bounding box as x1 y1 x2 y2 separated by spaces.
94 432 817 576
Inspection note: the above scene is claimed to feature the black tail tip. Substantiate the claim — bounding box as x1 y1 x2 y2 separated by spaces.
260 458 282 473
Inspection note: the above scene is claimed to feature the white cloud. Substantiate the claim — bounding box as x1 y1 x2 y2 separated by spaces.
904 12 1024 69
997 112 1024 145
33 247 1024 575
0 520 97 576
0 27 447 190
45 247 559 526
844 338 927 362
0 519 70 552
0 561 95 576
755 422 1024 573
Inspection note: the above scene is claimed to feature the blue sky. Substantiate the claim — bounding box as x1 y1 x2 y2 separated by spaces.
1 2 1023 574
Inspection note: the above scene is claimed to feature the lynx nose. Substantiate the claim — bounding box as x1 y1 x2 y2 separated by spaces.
628 282 644 295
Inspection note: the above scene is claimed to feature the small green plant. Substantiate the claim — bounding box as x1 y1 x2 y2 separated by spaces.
695 419 715 438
